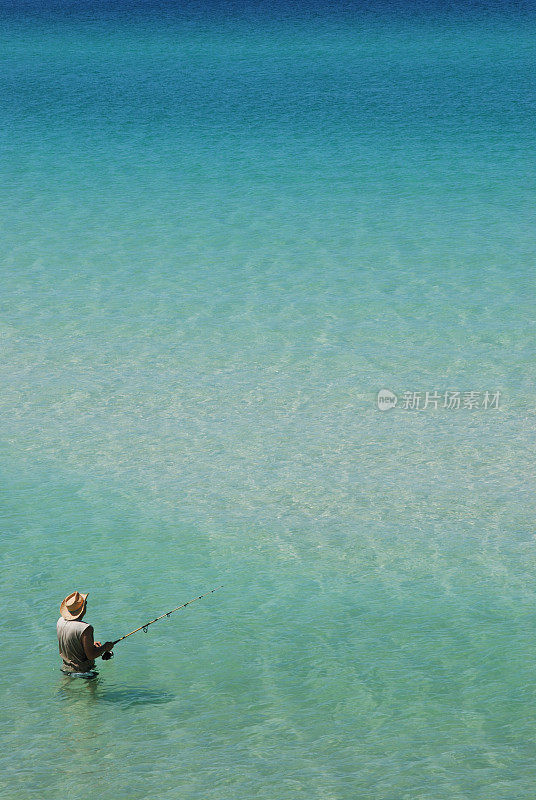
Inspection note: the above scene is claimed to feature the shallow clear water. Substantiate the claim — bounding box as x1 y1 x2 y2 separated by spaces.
1 3 535 798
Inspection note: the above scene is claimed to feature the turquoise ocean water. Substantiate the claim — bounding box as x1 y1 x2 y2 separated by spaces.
1 2 535 797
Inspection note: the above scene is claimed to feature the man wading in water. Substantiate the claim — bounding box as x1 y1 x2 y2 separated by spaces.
57 591 113 676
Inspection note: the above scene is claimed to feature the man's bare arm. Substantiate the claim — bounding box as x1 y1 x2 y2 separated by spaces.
81 626 113 660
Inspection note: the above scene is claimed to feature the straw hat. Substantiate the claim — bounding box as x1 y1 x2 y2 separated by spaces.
60 591 88 621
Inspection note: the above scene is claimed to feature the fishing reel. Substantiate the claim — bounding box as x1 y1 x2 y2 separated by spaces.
102 650 114 661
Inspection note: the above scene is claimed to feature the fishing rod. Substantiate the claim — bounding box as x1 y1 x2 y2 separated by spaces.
101 586 222 660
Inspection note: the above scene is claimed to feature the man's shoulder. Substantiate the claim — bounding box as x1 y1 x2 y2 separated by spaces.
57 618 92 631
80 622 93 634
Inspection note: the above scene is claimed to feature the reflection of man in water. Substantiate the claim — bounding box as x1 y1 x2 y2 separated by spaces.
57 591 113 674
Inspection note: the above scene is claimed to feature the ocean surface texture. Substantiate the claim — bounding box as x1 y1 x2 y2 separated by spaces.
1 2 535 798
